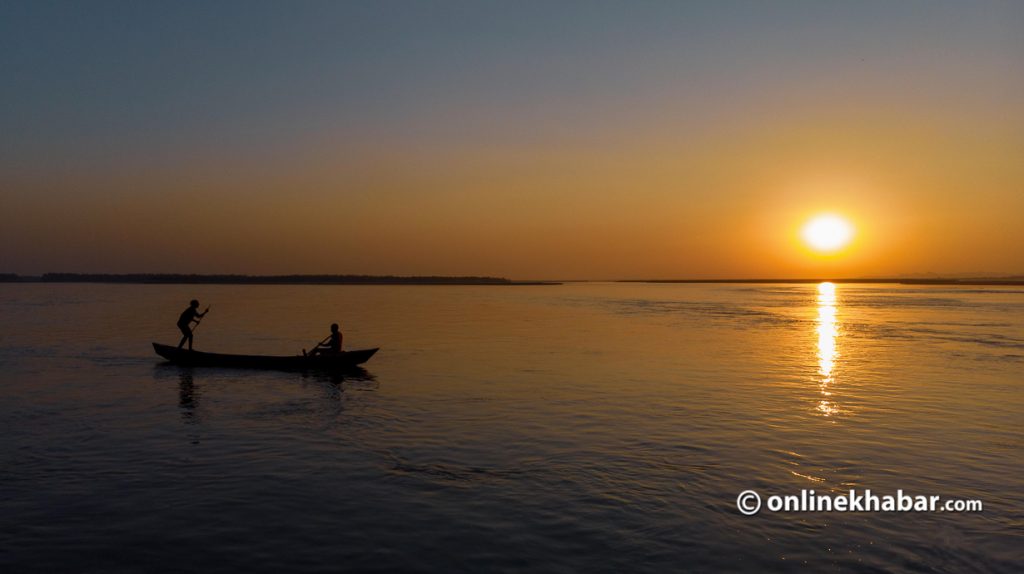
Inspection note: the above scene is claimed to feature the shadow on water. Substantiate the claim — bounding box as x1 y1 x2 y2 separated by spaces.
174 370 203 444
152 362 377 387
178 370 198 423
298 366 378 387
152 364 379 440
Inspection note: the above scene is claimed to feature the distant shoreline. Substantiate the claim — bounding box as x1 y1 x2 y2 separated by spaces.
1 273 1022 287
0 273 559 286
617 278 1024 286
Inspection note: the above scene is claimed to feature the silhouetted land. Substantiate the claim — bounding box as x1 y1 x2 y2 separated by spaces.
29 273 559 285
620 278 1024 286
2 274 1021 286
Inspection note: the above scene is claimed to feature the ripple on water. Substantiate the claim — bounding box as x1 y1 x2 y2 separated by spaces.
0 283 1021 572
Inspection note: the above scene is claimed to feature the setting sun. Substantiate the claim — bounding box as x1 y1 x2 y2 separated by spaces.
802 215 854 253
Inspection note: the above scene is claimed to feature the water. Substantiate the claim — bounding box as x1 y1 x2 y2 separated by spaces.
1 282 1021 572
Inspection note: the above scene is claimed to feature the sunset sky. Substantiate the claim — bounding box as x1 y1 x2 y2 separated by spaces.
3 1 1022 279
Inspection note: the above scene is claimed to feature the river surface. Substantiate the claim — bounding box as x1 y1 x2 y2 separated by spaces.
1 282 1021 572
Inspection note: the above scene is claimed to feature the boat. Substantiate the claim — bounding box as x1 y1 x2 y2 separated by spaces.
152 342 378 371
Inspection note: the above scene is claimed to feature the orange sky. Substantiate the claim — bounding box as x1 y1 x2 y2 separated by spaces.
3 2 1022 279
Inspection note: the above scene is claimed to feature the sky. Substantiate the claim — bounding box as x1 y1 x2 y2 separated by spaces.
2 1 1022 279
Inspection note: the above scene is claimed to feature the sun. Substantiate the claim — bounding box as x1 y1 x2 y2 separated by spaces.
801 214 853 253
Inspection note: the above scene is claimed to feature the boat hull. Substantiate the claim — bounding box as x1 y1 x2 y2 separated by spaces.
153 343 378 371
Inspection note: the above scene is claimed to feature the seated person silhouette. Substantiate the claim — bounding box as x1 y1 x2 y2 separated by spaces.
308 323 343 356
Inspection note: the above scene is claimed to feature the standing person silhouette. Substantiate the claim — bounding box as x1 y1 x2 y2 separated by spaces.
309 323 343 356
177 299 209 350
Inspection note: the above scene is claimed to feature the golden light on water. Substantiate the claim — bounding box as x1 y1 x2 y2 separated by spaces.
802 214 854 253
816 281 840 417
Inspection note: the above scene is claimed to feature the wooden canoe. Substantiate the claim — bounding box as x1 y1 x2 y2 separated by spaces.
153 342 378 371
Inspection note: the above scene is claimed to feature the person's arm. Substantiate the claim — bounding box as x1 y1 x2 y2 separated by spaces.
190 308 209 324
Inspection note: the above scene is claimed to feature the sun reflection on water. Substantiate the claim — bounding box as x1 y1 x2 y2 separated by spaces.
816 282 840 417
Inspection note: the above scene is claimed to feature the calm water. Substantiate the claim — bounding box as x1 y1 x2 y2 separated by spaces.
1 282 1021 572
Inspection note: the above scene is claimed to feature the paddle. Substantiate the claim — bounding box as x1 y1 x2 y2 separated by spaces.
191 306 211 333
303 334 332 357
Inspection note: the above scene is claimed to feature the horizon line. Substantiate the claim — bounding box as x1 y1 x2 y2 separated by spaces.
2 272 1024 287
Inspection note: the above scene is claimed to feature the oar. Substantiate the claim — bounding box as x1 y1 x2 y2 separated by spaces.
303 334 331 357
191 306 211 333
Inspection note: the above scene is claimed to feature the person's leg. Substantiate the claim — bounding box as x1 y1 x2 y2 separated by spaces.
178 325 190 348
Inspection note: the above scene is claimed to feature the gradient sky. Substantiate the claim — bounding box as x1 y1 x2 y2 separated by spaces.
3 1 1022 279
